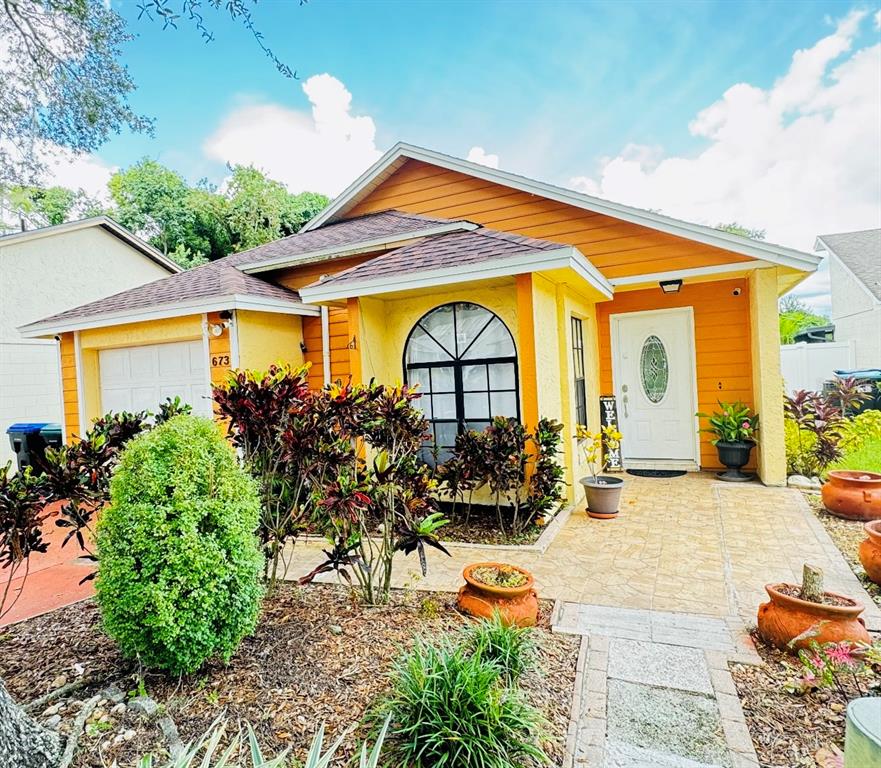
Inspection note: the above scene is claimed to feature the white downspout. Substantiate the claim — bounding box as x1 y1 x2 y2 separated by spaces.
320 305 331 385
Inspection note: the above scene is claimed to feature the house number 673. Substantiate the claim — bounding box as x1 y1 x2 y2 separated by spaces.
211 355 230 367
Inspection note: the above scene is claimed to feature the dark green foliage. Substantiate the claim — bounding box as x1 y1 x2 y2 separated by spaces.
461 612 537 683
96 416 263 673
380 636 547 767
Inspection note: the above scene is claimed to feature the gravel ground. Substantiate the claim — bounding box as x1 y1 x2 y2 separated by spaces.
0 584 579 767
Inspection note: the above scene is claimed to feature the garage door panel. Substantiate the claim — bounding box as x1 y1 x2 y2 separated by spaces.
99 341 211 418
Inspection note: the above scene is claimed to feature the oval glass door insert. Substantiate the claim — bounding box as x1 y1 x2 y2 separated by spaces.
640 335 668 403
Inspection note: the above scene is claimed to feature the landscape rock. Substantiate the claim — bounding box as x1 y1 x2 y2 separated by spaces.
50 675 67 690
123 729 136 741
129 696 158 717
788 474 822 490
111 702 127 716
104 684 126 704
42 703 62 717
43 714 62 728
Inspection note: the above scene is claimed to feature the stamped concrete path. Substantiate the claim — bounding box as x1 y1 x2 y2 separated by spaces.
284 473 881 767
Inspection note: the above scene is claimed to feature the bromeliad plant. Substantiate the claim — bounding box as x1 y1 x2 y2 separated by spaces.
697 401 759 445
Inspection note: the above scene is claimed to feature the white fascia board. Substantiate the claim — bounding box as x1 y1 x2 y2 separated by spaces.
303 142 820 272
0 215 181 273
815 239 881 306
19 294 320 337
609 260 776 287
241 222 478 274
300 246 612 303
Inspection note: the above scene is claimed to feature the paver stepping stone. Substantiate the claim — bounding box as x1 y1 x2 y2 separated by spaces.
606 680 731 767
605 740 728 768
607 638 713 694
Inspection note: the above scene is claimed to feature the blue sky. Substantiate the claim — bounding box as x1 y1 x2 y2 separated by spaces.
54 1 881 312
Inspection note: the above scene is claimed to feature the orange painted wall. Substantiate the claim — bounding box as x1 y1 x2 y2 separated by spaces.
346 159 753 279
60 333 80 440
275 255 372 388
596 278 754 470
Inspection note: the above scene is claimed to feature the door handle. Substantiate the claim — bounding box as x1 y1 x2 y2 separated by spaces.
622 393 629 418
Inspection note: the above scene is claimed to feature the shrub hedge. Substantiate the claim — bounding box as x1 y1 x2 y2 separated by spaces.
96 415 263 674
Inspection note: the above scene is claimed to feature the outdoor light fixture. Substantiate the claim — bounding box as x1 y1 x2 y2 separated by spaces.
659 279 683 294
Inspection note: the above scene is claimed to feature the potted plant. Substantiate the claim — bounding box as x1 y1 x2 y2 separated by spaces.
576 423 624 519
697 401 759 481
859 520 881 584
457 562 538 627
757 564 870 652
822 470 881 521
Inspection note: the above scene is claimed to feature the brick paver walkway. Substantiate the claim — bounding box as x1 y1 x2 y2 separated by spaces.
284 473 881 631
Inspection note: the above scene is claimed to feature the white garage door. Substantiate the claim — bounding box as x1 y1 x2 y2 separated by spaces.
99 341 212 418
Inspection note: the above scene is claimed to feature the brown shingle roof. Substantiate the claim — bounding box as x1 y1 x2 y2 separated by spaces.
310 227 566 288
20 211 463 331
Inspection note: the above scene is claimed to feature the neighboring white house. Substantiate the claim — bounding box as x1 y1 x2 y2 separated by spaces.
0 217 179 468
815 229 881 371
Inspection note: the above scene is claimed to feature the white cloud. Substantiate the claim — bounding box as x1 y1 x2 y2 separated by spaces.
467 146 500 169
569 9 881 266
203 74 382 197
875 9 881 30
38 146 116 201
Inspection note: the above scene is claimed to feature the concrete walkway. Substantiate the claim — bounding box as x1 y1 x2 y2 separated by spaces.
285 473 881 631
558 603 761 767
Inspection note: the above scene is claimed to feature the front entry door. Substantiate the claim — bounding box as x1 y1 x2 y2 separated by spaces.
611 308 698 464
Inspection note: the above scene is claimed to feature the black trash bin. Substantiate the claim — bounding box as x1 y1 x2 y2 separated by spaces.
39 423 63 452
6 422 53 473
833 369 881 414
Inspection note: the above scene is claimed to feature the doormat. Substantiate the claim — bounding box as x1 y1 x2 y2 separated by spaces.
626 469 687 479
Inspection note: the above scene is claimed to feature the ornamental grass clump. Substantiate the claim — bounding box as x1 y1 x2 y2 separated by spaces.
96 415 263 674
380 635 548 767
461 611 537 683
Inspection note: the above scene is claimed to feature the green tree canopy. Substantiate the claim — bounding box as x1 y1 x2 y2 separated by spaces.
716 222 767 241
779 295 829 344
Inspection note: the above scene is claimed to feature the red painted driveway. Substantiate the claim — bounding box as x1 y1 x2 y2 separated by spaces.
1 505 96 627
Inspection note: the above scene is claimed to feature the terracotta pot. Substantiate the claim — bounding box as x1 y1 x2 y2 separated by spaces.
457 562 538 627
580 475 624 519
715 440 755 482
859 520 881 585
757 583 870 652
822 470 881 521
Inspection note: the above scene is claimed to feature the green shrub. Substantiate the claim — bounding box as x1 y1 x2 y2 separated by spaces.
461 612 536 683
97 415 263 674
784 417 818 476
380 637 547 767
839 410 881 455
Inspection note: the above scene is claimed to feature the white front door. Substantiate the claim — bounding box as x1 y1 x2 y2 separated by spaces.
99 341 212 418
611 308 698 464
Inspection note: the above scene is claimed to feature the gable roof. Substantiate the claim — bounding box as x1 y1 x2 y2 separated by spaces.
303 143 821 273
300 226 613 303
18 211 471 336
0 216 181 273
816 229 881 302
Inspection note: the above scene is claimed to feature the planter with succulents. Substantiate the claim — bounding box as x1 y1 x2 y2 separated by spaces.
457 562 538 627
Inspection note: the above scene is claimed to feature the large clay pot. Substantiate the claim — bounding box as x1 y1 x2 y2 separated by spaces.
822 470 881 521
715 440 755 482
859 520 881 584
580 476 624 519
757 583 870 652
457 562 538 627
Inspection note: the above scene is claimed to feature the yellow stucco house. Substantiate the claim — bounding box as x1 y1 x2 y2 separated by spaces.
21 143 821 493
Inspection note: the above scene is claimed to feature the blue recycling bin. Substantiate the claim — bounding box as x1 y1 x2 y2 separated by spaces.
6 422 57 473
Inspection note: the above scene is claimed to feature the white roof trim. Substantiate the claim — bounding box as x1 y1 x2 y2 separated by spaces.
609 260 776 287
304 142 820 272
815 236 881 306
241 221 478 274
299 246 613 303
0 215 181 273
19 294 320 337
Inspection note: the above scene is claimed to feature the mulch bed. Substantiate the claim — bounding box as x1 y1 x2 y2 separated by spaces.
730 631 871 768
804 491 881 608
0 584 579 767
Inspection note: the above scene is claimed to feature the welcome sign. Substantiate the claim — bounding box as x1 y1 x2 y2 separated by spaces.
599 395 622 472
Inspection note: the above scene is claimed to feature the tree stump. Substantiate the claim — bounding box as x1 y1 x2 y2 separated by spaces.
800 563 825 603
0 677 62 767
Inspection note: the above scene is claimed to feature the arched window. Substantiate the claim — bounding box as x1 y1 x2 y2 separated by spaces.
404 302 519 462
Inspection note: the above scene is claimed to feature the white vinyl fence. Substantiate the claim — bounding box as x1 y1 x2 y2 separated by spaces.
780 341 855 394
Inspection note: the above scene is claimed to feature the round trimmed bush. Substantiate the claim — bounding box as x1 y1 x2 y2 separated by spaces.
96 415 263 674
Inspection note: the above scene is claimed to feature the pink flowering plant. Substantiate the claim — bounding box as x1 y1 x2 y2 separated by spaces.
696 400 759 445
785 626 881 698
